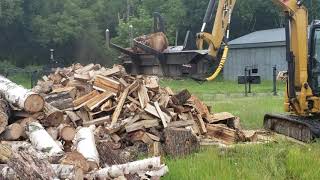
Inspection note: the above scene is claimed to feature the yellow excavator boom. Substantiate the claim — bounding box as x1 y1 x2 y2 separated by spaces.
196 0 236 81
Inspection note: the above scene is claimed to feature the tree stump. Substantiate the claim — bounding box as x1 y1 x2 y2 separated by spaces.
163 127 199 157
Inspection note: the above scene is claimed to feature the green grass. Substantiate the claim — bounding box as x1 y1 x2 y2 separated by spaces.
160 78 285 95
210 96 283 129
161 79 320 180
8 73 32 89
164 142 320 180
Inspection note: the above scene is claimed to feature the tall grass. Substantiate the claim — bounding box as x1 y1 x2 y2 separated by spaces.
164 142 320 180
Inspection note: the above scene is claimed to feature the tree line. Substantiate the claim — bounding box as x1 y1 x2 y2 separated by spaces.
0 0 319 67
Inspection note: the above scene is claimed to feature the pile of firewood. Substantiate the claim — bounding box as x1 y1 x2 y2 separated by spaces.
0 63 258 179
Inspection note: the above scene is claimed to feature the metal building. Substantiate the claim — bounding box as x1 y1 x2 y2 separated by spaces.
224 28 287 80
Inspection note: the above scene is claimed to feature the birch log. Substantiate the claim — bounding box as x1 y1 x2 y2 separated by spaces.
26 122 64 157
145 165 169 177
93 157 162 179
0 75 44 113
0 164 83 180
0 144 56 179
74 126 99 170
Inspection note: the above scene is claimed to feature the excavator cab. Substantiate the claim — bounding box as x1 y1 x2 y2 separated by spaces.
309 21 320 95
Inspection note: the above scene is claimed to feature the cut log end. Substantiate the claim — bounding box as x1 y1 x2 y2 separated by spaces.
24 94 45 113
1 123 23 141
60 126 76 141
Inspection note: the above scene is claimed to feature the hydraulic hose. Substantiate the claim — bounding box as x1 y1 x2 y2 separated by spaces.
206 45 229 81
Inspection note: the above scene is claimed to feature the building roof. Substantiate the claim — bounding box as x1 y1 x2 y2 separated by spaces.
229 28 285 49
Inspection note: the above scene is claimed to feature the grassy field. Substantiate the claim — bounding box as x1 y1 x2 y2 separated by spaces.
160 78 285 95
8 73 33 89
160 79 320 180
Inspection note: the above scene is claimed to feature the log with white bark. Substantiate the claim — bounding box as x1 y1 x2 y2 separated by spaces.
0 123 23 141
0 141 51 163
0 144 56 179
0 75 44 113
74 126 99 171
145 165 169 177
0 164 83 180
26 122 64 157
52 164 84 180
0 99 10 134
93 157 162 179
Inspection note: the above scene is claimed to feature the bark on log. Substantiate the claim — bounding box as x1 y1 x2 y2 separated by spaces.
96 140 129 167
0 164 83 180
26 122 64 157
164 128 200 157
46 127 59 141
60 151 90 173
42 103 64 127
0 75 44 113
74 126 99 170
145 165 169 177
17 117 37 138
93 157 162 179
0 144 56 179
0 141 53 164
0 123 23 141
171 89 191 105
0 99 10 134
51 164 84 180
45 92 74 110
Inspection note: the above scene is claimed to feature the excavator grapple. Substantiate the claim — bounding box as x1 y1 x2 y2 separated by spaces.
264 114 320 142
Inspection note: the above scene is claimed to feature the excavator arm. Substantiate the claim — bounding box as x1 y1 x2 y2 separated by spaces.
196 0 236 81
264 0 320 142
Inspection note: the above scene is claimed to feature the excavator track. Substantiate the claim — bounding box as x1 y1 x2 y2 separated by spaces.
264 114 320 142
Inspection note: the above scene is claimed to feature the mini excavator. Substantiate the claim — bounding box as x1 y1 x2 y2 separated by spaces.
261 0 320 142
199 0 320 142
